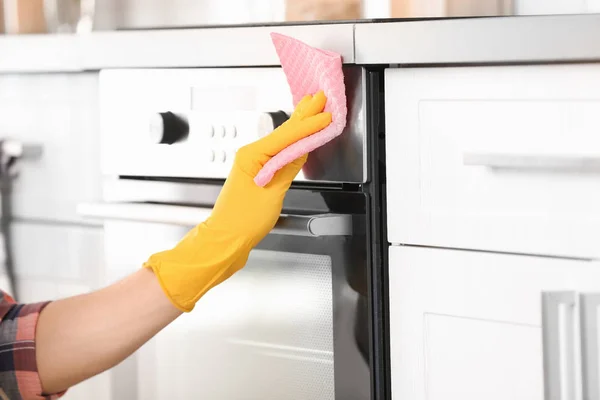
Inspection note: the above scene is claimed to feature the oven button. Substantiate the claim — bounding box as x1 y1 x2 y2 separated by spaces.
226 125 237 138
187 114 212 140
215 125 226 138
149 112 188 145
208 150 215 162
218 150 226 162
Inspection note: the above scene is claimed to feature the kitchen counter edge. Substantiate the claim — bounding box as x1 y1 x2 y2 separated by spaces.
2 14 600 73
355 14 600 65
0 24 356 73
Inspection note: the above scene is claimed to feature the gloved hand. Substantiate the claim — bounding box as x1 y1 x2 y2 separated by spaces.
144 91 332 312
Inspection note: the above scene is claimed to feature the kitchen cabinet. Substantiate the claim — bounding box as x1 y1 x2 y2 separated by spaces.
0 72 104 399
385 64 600 259
0 73 102 224
11 222 104 286
388 245 600 400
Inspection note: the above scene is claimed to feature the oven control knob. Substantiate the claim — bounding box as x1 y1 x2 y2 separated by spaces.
148 112 188 144
257 111 289 138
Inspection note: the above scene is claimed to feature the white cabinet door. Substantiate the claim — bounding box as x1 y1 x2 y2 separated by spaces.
388 245 600 400
385 64 600 259
0 73 102 224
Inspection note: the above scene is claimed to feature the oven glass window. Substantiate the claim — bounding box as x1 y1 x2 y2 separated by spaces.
138 249 336 400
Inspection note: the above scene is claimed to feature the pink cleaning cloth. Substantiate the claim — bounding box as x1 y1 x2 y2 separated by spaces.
254 33 347 187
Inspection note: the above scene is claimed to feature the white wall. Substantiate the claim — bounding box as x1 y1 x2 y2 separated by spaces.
97 0 286 29
515 0 600 14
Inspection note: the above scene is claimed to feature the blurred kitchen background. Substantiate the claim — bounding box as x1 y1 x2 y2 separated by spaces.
2 0 591 311
1 0 600 34
0 0 598 399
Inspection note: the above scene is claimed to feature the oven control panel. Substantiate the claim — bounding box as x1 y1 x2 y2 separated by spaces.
99 67 366 183
145 110 286 164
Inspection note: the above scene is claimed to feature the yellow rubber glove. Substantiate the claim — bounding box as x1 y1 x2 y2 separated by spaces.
144 91 332 312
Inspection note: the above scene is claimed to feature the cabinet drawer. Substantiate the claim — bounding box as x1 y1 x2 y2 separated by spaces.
10 222 104 284
388 245 600 400
385 64 600 258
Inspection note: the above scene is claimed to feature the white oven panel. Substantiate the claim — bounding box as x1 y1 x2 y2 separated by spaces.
100 68 294 179
99 67 367 183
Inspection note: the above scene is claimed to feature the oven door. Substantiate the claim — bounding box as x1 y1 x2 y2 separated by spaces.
78 190 370 400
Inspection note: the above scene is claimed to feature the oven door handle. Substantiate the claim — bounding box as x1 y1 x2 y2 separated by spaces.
76 202 359 237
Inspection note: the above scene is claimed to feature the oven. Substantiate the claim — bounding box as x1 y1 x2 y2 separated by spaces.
77 66 387 400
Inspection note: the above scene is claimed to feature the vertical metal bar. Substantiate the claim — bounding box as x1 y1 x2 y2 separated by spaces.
580 293 600 400
542 291 577 400
364 68 389 400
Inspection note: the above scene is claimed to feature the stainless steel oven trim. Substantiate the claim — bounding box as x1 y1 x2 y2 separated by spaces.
76 202 359 237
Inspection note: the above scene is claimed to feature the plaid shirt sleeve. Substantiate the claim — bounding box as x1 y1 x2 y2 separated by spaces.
0 290 65 400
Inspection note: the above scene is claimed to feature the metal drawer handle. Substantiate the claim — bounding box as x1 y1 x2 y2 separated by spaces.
76 202 358 237
463 152 600 172
580 293 600 400
542 291 577 400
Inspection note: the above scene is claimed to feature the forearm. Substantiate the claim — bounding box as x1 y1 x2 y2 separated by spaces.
35 268 182 394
